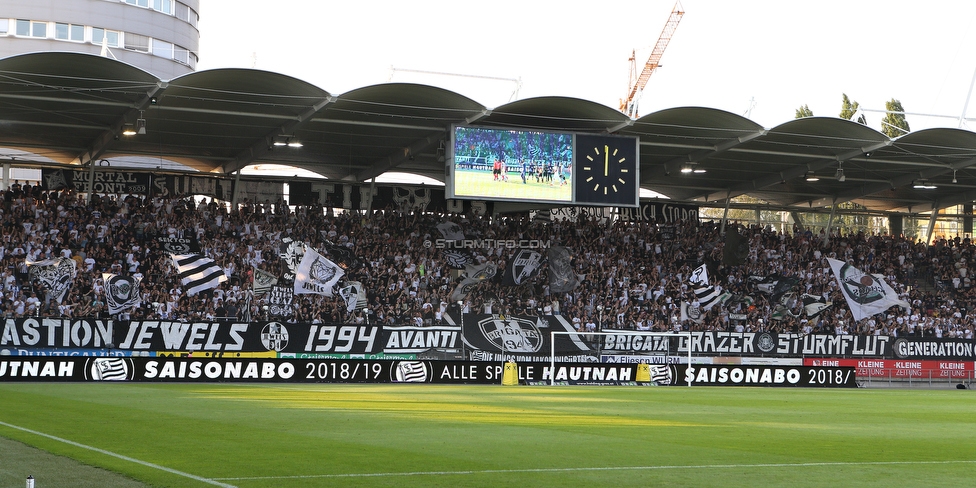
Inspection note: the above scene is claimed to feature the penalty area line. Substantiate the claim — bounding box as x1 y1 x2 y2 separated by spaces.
0 420 237 488
214 460 976 481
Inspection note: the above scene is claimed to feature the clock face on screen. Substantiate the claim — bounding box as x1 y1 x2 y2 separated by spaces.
574 134 639 206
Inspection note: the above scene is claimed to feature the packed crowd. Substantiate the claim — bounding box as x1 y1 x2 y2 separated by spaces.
1 181 975 340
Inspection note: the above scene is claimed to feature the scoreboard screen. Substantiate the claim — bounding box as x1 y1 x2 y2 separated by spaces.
446 125 638 207
447 126 574 204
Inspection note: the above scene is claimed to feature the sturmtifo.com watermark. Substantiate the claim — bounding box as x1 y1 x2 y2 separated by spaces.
425 239 551 249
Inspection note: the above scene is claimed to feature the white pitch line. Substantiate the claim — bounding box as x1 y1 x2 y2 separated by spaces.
0 420 236 488
214 460 976 481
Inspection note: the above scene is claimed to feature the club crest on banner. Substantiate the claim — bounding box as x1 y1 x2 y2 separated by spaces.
260 322 289 351
392 361 430 382
86 358 133 381
478 316 544 353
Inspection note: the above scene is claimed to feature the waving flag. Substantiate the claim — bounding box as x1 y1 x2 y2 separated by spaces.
502 249 542 286
827 258 909 321
252 268 278 297
172 254 227 296
102 273 142 315
339 281 368 312
450 262 498 302
548 246 579 293
802 293 832 318
689 264 729 310
27 257 76 303
294 248 344 296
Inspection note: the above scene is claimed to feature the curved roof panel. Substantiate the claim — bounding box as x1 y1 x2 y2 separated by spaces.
4 52 976 214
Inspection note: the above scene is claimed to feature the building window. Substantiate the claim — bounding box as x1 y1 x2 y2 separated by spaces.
92 28 120 47
15 20 47 38
172 45 193 65
125 0 150 7
152 39 174 60
153 0 174 15
0 19 8 35
175 2 198 28
31 21 47 38
124 32 149 52
54 23 85 42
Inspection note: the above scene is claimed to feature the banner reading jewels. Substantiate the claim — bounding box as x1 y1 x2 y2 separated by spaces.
3 318 976 361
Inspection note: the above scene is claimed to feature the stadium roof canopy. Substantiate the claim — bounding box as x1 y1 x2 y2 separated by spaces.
3 52 976 215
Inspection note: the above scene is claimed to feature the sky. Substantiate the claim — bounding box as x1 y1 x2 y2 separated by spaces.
196 0 976 134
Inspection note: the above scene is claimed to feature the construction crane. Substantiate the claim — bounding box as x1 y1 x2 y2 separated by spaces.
620 2 685 117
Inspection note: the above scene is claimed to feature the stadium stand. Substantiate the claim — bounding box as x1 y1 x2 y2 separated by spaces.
1 183 973 342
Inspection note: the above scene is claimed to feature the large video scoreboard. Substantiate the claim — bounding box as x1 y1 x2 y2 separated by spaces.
446 126 639 207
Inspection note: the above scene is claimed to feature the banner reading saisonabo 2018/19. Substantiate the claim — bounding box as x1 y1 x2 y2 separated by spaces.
0 357 856 387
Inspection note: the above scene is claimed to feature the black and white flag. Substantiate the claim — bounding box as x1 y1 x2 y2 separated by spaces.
450 262 498 302
502 249 542 286
548 246 579 293
680 300 704 324
689 264 729 311
801 293 832 318
102 273 142 315
156 235 201 254
339 280 367 312
277 237 306 282
27 257 76 303
827 258 909 321
443 249 474 269
294 248 344 296
322 240 362 270
252 268 277 297
268 285 294 317
172 254 227 296
436 221 465 241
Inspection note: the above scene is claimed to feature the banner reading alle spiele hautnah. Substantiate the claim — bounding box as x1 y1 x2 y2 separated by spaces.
0 356 857 388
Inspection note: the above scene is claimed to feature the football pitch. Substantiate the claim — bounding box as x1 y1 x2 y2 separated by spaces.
452 169 572 202
0 383 973 488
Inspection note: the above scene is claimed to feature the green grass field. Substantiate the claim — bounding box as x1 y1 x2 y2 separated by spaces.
0 384 974 488
453 169 572 202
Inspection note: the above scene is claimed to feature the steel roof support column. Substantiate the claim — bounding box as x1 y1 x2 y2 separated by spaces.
826 199 837 237
790 211 804 232
925 203 940 244
719 190 732 235
88 160 97 204
2 162 8 190
231 169 242 209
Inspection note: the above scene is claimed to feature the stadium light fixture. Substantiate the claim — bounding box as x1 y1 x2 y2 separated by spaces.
805 172 819 182
913 180 937 189
121 123 137 136
273 136 302 148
